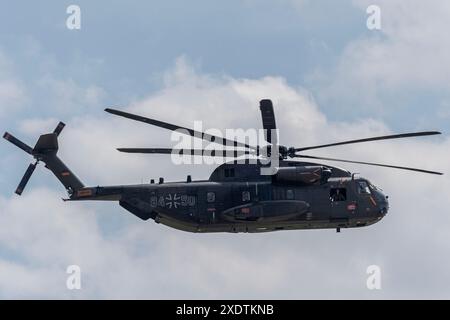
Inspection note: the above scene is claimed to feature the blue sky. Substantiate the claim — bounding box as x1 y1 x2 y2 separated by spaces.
0 2 377 111
2 1 449 124
1 0 450 299
1 1 448 130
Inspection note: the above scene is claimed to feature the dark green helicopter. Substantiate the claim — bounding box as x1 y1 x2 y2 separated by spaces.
3 100 443 233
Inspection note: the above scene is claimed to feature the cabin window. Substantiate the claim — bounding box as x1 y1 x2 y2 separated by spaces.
286 189 294 200
242 191 251 202
207 192 216 203
358 181 371 194
330 188 347 202
224 168 235 178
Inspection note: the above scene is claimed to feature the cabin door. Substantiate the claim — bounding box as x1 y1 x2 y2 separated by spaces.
329 186 349 220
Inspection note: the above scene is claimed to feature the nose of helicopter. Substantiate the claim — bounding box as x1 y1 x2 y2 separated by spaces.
379 197 389 215
376 191 389 216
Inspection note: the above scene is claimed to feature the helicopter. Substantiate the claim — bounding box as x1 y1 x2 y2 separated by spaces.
3 99 443 233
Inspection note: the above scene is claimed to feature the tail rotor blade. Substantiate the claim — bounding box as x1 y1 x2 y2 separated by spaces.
53 122 65 136
15 162 38 195
3 132 33 155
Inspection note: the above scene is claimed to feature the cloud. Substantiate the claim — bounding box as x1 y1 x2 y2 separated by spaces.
36 75 105 115
308 0 450 117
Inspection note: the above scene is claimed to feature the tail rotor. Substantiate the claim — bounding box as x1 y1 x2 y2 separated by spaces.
3 122 67 196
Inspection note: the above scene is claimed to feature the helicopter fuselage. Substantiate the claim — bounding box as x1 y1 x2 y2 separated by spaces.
71 161 389 233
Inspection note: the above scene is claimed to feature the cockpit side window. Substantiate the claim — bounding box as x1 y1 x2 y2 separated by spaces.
207 191 216 203
286 189 294 200
358 181 371 194
330 188 347 202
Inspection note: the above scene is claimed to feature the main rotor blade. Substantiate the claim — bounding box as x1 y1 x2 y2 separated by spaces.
117 148 256 157
295 131 442 152
105 108 257 150
3 132 33 155
15 162 37 195
294 154 443 175
259 99 277 144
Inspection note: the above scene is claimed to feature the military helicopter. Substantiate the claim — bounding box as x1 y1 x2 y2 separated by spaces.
3 100 443 233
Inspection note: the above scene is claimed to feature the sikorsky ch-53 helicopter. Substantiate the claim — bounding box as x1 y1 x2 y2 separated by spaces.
3 100 443 233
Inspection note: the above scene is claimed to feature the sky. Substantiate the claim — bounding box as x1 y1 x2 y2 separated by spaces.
0 0 450 299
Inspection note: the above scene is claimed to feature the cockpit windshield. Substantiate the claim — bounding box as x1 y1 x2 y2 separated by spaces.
357 181 371 194
368 181 382 192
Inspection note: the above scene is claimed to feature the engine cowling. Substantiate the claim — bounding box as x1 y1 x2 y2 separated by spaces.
273 166 332 185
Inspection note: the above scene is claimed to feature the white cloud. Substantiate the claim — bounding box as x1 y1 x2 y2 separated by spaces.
1 58 449 299
36 75 105 114
309 0 450 113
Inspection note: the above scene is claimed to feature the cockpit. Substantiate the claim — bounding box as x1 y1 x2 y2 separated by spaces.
355 178 389 215
327 177 389 217
357 180 371 194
